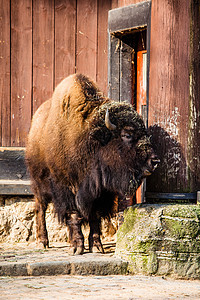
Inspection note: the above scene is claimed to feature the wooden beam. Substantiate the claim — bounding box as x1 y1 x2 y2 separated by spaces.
146 192 197 200
0 147 33 195
0 147 29 180
0 180 33 195
108 1 151 33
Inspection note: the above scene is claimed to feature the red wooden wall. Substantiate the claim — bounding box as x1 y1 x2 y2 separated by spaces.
0 0 199 192
0 0 154 148
0 0 117 147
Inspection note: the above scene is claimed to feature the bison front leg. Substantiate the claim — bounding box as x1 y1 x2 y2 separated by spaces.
68 212 84 255
35 197 49 248
89 216 104 254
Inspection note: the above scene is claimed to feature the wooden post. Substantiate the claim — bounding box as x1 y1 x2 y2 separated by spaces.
188 0 200 192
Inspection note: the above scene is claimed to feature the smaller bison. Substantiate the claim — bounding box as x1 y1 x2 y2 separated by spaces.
26 74 159 254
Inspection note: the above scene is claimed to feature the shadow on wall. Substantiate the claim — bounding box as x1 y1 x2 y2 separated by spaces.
146 125 189 193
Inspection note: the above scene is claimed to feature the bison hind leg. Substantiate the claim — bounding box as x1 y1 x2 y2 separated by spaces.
35 196 49 248
67 212 84 255
88 216 104 254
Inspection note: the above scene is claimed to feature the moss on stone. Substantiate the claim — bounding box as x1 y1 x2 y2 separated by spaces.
163 204 200 219
161 218 200 239
116 204 200 278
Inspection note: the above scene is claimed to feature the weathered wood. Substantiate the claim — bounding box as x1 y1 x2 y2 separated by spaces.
108 1 151 106
32 0 54 114
97 0 112 95
0 0 11 146
146 192 197 200
108 36 120 100
0 180 32 195
55 0 76 86
76 0 97 81
0 0 198 198
120 41 132 103
11 0 32 146
188 0 200 191
0 148 29 180
108 1 151 33
147 0 190 193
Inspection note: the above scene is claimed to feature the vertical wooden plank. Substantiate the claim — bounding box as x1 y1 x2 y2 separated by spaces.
147 0 190 192
97 0 112 95
0 0 11 146
32 0 54 114
11 0 32 147
120 41 132 103
55 0 76 86
76 0 97 81
97 0 111 94
108 36 120 101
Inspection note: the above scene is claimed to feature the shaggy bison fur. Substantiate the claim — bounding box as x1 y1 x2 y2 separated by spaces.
26 73 159 254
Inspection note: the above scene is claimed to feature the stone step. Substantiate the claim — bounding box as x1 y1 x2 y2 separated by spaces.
0 254 128 277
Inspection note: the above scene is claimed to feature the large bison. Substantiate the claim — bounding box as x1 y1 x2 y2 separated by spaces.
26 74 159 254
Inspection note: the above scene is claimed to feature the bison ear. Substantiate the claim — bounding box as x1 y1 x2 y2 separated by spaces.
62 95 70 117
90 127 112 146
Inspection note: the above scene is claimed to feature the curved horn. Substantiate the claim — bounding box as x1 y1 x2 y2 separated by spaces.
105 108 116 130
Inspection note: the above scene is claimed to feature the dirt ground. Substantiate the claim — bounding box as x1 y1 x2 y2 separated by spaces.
0 274 200 300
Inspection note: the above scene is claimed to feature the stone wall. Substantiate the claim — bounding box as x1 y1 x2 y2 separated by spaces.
116 204 200 279
0 197 117 245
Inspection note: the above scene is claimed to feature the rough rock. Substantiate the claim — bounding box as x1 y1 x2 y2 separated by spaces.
0 197 117 244
116 204 200 279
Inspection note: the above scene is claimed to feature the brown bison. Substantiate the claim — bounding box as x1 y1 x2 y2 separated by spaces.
26 74 159 254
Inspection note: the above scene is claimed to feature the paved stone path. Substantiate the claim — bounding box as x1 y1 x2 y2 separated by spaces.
1 274 200 299
0 242 127 277
0 242 200 299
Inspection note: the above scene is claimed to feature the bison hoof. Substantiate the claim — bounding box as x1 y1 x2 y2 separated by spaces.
75 246 84 255
69 245 84 255
36 240 49 249
89 239 104 254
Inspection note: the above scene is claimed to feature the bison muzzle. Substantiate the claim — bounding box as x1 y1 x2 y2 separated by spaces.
26 74 159 254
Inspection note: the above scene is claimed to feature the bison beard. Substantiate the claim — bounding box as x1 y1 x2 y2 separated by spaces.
26 73 159 254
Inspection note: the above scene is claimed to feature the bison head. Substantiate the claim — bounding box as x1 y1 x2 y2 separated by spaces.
89 102 159 197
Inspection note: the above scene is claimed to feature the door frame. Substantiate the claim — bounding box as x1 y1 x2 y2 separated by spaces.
108 1 151 203
108 0 151 127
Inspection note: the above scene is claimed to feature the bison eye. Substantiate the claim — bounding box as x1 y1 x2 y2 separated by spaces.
122 133 131 139
121 133 132 144
121 128 135 145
